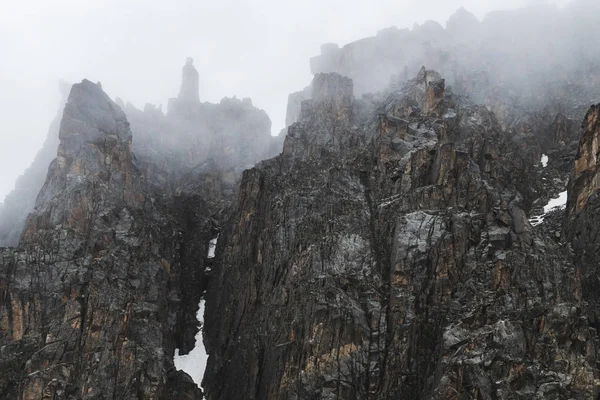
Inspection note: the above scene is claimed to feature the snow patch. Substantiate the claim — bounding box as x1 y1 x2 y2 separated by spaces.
541 154 548 168
443 109 457 119
529 190 568 226
207 235 219 259
174 299 208 387
543 191 568 214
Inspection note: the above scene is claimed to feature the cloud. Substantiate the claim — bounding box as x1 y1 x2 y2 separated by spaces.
0 0 574 201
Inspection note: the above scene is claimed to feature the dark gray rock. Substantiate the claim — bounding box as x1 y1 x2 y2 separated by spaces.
2 6 600 398
565 104 600 348
204 71 597 399
0 56 286 399
0 80 203 399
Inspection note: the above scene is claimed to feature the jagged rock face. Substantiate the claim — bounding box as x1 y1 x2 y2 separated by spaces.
0 81 202 399
0 81 71 247
408 67 445 117
0 58 283 399
205 72 598 399
286 86 311 127
22 81 137 240
281 73 355 166
566 105 600 215
0 58 279 251
2 17 599 399
566 105 600 338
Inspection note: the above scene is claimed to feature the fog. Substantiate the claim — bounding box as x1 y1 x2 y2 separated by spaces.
0 0 576 202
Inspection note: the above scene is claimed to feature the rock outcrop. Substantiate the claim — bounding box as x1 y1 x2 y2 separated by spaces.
0 56 282 399
566 105 600 342
179 57 201 104
204 71 598 399
566 105 600 215
3 4 600 399
0 80 203 398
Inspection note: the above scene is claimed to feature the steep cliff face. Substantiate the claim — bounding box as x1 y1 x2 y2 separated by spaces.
0 80 202 398
566 105 600 216
2 5 600 399
0 53 283 398
204 71 598 399
0 56 279 398
286 86 311 127
566 104 600 341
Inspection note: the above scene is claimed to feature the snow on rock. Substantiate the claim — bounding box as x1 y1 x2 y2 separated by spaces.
529 215 544 227
529 190 568 226
207 235 219 259
174 299 208 387
544 190 568 213
541 154 548 168
443 109 457 119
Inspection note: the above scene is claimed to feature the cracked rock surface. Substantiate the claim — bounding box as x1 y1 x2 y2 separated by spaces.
204 71 598 400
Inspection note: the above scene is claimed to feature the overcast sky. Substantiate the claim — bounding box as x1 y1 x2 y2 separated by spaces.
0 0 574 202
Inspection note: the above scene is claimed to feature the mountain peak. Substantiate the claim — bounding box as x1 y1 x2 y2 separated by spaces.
179 57 200 103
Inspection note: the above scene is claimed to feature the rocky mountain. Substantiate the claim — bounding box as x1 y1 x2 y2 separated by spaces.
0 60 277 398
203 68 598 399
0 79 204 399
0 59 282 251
309 0 598 186
3 3 600 400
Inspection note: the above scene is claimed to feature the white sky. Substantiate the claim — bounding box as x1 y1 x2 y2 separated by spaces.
0 0 574 202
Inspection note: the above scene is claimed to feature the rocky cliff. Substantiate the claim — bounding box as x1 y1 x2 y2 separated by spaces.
0 80 201 398
3 4 600 400
203 68 599 399
310 0 598 179
566 104 600 352
0 59 277 399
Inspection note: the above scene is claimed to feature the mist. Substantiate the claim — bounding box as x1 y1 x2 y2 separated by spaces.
5 0 600 396
0 0 577 203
